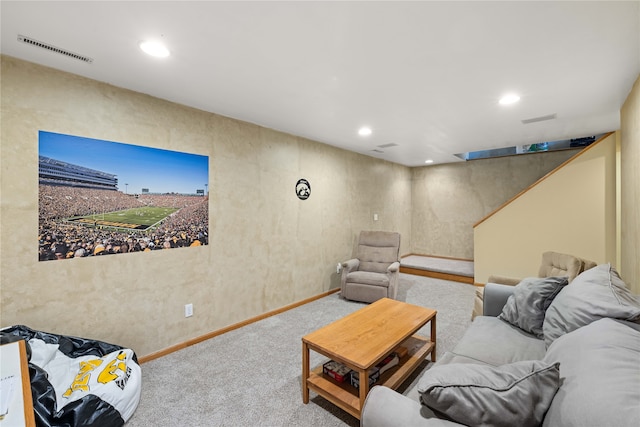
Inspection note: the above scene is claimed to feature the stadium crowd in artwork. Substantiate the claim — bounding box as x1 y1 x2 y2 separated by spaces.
39 185 208 260
38 156 208 261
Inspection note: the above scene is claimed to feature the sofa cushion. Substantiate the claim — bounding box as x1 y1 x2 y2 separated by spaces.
362 386 462 427
543 263 640 347
542 318 640 427
498 276 568 338
418 360 560 427
436 351 493 366
451 316 546 366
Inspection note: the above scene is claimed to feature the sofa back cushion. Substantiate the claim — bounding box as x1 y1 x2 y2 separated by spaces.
542 318 640 427
452 316 546 366
543 263 640 347
498 276 568 338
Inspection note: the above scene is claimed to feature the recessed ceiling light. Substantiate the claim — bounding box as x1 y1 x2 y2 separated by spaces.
499 93 520 105
139 40 170 58
425 159 434 164
358 127 372 136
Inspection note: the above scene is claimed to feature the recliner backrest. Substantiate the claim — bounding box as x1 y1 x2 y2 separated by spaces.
538 251 584 282
356 231 400 273
580 258 598 272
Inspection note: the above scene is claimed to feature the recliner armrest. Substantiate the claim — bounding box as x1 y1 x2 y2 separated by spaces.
342 258 359 273
387 261 400 273
482 282 516 317
487 274 521 286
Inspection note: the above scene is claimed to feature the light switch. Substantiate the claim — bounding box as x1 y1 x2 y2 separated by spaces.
373 213 379 221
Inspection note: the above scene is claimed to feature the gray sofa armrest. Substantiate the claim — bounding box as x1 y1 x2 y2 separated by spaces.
361 386 462 427
482 282 516 317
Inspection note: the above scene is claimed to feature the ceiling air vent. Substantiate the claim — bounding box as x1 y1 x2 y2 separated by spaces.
521 113 557 124
371 149 384 153
377 143 399 149
18 35 93 63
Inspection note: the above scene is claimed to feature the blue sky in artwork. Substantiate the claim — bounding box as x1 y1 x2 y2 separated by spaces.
39 131 209 195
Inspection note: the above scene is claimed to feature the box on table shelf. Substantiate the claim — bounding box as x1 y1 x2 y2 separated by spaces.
350 352 400 389
322 360 351 383
394 345 408 359
323 349 403 388
350 366 381 389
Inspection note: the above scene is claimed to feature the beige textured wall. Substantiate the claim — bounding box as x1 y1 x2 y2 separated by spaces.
410 149 581 260
0 56 412 357
620 74 640 294
474 133 618 283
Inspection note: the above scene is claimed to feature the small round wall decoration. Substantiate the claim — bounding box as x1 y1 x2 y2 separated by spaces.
296 179 311 200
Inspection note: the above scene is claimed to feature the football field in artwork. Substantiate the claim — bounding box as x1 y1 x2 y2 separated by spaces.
67 206 179 231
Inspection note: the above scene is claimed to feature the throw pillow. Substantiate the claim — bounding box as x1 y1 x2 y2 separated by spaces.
498 276 569 338
417 360 560 427
543 263 640 347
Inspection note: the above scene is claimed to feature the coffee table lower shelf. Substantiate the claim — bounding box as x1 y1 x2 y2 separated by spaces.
306 334 434 419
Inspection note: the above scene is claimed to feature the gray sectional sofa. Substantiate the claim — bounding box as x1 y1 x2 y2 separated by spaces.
361 263 640 427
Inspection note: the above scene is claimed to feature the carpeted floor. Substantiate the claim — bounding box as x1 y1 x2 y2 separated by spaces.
126 274 476 426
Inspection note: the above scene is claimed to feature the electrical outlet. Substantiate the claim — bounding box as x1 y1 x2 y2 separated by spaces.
337 263 342 274
185 303 193 318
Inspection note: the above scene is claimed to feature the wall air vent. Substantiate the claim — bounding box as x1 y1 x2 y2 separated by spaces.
521 113 557 124
18 35 93 63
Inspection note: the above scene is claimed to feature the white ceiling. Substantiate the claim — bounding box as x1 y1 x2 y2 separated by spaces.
2 1 639 166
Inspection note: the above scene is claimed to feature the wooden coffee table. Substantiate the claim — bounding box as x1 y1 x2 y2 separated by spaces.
301 297 436 419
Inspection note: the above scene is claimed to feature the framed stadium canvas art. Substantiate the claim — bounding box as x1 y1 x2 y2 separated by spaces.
38 131 209 261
